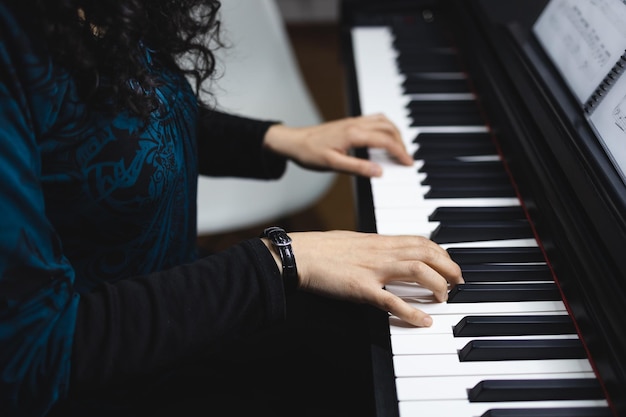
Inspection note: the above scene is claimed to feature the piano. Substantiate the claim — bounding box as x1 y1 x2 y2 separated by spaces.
339 1 626 416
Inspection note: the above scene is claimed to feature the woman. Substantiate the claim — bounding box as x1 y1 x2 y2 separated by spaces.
0 1 463 415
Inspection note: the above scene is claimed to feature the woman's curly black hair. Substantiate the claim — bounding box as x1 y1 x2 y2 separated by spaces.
32 0 222 119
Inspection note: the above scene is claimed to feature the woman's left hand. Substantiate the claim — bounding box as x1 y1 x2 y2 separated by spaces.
263 113 413 177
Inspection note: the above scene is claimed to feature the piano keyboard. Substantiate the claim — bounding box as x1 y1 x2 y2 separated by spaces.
351 18 611 417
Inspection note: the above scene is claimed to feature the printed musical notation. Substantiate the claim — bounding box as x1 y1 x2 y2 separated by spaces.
533 0 626 103
612 96 626 132
588 68 626 184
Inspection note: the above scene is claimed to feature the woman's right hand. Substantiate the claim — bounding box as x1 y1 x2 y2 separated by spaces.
264 230 464 327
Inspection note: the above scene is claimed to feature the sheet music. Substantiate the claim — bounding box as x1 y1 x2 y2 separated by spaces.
589 70 626 183
588 71 626 184
533 0 626 103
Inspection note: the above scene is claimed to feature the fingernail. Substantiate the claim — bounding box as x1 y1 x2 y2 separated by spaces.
422 316 433 327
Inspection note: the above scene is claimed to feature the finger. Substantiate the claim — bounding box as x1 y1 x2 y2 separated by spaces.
361 113 403 138
379 259 451 302
390 236 465 287
359 114 405 146
416 243 464 287
346 126 413 166
376 289 433 327
404 237 465 287
374 135 414 166
348 120 405 148
324 151 384 177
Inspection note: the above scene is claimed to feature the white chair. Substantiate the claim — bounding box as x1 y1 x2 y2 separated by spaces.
195 0 336 235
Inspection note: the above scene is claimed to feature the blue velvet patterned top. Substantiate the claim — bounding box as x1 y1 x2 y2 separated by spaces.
0 4 287 416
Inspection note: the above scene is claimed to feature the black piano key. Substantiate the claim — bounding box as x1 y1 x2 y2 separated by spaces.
398 60 462 74
414 141 497 159
419 170 508 182
425 184 516 198
395 42 455 53
447 283 561 303
402 77 470 94
393 26 452 48
393 24 447 37
480 407 613 417
406 100 480 116
421 175 511 187
407 99 478 112
447 247 545 264
453 315 577 337
418 159 505 174
393 22 451 43
468 378 605 402
393 37 454 52
413 132 492 145
393 24 453 46
459 264 552 282
408 102 482 120
395 47 459 58
429 206 526 222
410 112 484 127
457 339 587 362
430 221 532 243
397 54 461 72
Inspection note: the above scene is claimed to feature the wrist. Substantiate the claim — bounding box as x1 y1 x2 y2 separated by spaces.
263 124 302 158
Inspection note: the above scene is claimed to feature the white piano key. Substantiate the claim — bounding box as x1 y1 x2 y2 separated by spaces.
374 206 524 227
393 354 593 378
406 93 477 101
457 154 504 162
401 71 467 80
369 168 426 185
375 222 437 237
389 279 560 298
395 372 598 401
374 213 434 234
374 207 438 223
369 172 421 187
374 210 534 237
439 238 539 249
389 311 568 335
391 298 567 316
413 125 491 134
368 149 421 164
370 186 521 208
398 399 609 417
375 205 533 238
386 279 566 326
390 333 579 355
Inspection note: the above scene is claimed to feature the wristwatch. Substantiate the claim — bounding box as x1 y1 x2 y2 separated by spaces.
262 226 299 293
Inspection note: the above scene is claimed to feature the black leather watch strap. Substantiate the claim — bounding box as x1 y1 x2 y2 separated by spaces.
262 227 299 293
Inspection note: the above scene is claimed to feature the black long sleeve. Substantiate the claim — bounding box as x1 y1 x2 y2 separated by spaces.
196 107 287 179
70 239 285 391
